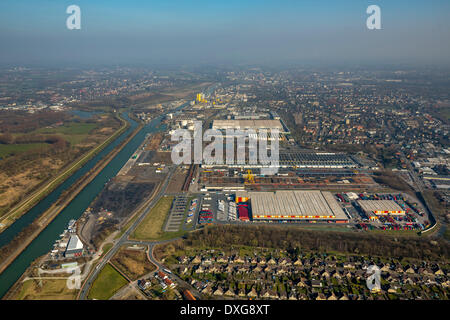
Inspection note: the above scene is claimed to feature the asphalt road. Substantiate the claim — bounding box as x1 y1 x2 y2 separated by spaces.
78 166 176 300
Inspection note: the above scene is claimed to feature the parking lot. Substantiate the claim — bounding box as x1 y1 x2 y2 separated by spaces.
184 197 199 230
164 195 188 232
189 190 431 234
334 192 430 231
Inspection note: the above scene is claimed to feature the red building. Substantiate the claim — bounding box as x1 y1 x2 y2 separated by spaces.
238 204 250 221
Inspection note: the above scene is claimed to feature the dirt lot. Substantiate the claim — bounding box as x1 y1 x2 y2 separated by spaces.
92 180 156 219
11 277 78 300
166 166 189 193
136 149 172 166
145 133 163 151
110 285 146 300
80 179 156 248
111 246 156 281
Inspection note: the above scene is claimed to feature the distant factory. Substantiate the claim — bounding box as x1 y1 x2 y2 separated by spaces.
279 152 358 169
212 119 285 131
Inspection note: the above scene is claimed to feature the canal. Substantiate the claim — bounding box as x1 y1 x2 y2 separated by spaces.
0 109 174 298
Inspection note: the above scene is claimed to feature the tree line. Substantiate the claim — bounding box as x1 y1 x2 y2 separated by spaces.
183 225 450 262
0 110 70 134
0 133 68 147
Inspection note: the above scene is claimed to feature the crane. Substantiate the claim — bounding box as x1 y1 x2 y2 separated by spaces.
244 169 255 184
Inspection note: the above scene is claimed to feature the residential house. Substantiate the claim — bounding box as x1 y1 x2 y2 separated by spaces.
191 256 202 264
248 287 258 299
213 287 224 296
316 293 327 300
224 288 236 297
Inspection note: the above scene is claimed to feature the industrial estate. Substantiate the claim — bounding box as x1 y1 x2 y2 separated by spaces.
0 0 449 303
1 70 448 303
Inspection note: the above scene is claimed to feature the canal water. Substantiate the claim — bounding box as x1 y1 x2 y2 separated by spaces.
0 109 174 298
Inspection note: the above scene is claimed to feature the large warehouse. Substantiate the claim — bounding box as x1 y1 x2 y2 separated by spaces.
212 119 284 131
279 152 357 168
357 200 406 219
236 190 348 222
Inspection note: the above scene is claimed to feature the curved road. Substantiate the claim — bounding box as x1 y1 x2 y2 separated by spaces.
78 166 176 300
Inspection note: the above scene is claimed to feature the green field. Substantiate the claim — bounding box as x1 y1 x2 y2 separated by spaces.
87 264 128 300
132 196 175 240
0 123 96 157
36 122 97 135
35 123 98 145
0 143 49 158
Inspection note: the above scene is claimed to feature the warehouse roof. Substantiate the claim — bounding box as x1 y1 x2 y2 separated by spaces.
66 235 83 251
357 200 404 213
240 190 347 219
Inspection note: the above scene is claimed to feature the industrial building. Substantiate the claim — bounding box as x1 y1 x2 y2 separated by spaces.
357 200 406 220
233 113 268 120
236 190 348 222
212 119 284 131
279 152 357 168
423 175 450 189
64 235 84 258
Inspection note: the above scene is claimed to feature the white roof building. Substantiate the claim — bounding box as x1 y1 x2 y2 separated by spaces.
357 200 405 215
66 235 83 252
239 190 347 220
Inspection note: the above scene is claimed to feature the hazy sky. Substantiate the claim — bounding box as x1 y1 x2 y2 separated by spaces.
0 0 449 67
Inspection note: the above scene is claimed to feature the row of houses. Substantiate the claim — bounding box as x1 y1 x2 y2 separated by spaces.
171 252 449 300
191 276 448 300
178 253 448 277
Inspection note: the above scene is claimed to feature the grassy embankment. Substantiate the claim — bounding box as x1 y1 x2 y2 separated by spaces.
131 195 187 241
101 243 114 258
156 224 450 266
